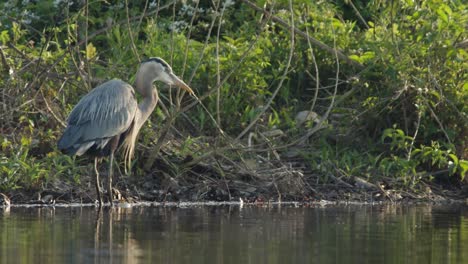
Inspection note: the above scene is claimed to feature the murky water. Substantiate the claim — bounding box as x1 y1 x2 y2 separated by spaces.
1 203 467 263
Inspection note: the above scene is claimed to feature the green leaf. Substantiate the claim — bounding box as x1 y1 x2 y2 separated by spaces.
360 51 375 62
396 129 405 137
86 42 97 60
349 54 363 64
436 8 448 23
458 160 468 180
411 148 421 157
441 4 452 17
448 154 459 166
381 128 394 142
20 136 31 147
0 30 10 43
429 90 440 101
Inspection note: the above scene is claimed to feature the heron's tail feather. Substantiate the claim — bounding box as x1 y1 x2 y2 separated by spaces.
121 121 138 174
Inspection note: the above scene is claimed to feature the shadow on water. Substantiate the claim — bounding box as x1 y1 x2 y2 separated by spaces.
1 204 467 263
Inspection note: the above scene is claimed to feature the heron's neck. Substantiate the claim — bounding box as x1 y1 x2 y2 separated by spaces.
135 67 156 97
135 69 159 128
138 89 158 125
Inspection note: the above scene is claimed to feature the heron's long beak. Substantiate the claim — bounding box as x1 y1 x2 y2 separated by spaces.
171 73 194 95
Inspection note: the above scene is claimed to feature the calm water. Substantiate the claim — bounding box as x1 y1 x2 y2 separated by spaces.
1 203 467 264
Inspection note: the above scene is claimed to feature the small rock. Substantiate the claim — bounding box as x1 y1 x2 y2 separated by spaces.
295 111 319 126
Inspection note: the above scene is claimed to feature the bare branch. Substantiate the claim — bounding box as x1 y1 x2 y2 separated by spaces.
235 1 295 141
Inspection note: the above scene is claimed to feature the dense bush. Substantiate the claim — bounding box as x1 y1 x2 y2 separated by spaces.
0 0 466 195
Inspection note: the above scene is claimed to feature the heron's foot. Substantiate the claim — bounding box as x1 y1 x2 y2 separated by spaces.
113 187 123 201
106 187 123 206
95 184 103 207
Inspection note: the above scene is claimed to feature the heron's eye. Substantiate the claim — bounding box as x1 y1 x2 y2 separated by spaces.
161 63 171 73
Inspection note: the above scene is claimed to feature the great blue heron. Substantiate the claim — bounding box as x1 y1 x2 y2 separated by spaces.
57 57 194 206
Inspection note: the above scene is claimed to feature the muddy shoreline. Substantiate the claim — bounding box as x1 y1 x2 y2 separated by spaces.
2 154 467 208
3 199 468 209
2 179 466 208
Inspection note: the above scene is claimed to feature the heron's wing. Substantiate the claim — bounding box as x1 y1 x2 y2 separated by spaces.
58 79 138 153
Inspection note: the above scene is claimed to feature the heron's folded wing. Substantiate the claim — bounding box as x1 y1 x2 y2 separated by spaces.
58 79 138 149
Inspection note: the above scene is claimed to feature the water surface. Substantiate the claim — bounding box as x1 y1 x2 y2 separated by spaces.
1 203 467 263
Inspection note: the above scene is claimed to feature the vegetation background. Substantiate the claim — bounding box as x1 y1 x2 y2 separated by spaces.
0 0 466 202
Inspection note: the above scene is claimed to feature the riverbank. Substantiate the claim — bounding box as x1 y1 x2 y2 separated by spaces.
2 155 466 206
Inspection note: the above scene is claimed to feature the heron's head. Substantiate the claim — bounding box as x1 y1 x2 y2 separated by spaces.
140 57 194 95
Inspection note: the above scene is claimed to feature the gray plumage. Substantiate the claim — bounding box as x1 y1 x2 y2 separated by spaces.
58 79 137 156
57 57 194 206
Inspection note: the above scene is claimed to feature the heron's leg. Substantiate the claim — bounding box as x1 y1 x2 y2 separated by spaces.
108 152 114 207
94 157 103 206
